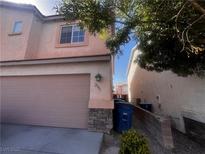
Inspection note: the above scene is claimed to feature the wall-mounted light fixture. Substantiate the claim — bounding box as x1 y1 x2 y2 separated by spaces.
95 73 102 82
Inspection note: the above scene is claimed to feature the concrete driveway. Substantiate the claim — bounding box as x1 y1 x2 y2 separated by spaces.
0 124 103 154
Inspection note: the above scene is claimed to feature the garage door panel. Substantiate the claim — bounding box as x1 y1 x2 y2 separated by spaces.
1 74 90 128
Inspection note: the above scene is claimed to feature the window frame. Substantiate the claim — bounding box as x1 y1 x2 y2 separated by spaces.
56 23 88 48
11 21 23 35
71 25 86 43
60 25 73 44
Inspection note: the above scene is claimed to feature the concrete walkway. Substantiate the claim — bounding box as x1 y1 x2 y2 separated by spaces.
0 124 103 154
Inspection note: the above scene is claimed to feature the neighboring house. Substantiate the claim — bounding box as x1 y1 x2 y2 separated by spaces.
113 83 128 101
127 46 205 140
0 1 113 133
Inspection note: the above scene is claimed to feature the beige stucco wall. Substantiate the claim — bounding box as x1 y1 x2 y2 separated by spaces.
128 48 205 133
0 5 110 61
0 61 113 109
0 7 33 61
25 15 43 59
36 22 109 59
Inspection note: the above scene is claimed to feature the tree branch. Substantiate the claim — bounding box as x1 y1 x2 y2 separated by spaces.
111 3 132 19
188 0 205 14
175 1 189 33
181 14 205 53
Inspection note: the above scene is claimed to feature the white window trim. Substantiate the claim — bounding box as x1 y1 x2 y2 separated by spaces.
61 24 84 44
71 24 76 43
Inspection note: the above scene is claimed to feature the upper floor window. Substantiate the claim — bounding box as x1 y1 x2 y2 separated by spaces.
60 25 85 44
13 21 23 34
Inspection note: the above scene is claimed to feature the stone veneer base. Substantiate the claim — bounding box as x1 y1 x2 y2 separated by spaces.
88 108 113 134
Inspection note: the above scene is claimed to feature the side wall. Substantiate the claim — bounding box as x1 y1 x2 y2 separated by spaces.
133 106 173 149
128 49 205 133
25 15 43 59
0 7 33 61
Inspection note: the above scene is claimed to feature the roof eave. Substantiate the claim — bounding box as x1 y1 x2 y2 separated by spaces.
0 1 65 22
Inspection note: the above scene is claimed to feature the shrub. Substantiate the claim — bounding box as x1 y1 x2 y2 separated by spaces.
119 129 150 154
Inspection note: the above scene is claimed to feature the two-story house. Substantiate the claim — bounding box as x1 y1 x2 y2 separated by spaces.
0 1 114 133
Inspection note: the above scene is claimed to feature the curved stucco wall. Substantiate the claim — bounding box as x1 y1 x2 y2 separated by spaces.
128 49 205 133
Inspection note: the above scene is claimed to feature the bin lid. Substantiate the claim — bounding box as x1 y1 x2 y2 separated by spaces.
114 98 126 103
114 101 134 110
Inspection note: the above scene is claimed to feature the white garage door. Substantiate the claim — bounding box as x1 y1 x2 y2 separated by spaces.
0 74 90 129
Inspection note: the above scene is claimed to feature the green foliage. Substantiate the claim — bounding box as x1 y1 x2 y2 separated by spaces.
56 0 115 33
57 0 205 77
119 129 150 154
135 0 205 77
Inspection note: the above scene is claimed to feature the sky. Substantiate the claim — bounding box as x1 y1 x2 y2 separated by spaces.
113 40 136 84
1 0 59 15
2 0 137 85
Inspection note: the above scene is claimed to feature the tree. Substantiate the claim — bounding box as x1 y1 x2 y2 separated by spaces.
56 0 205 77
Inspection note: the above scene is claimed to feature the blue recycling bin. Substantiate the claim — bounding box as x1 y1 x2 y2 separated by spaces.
113 102 134 133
